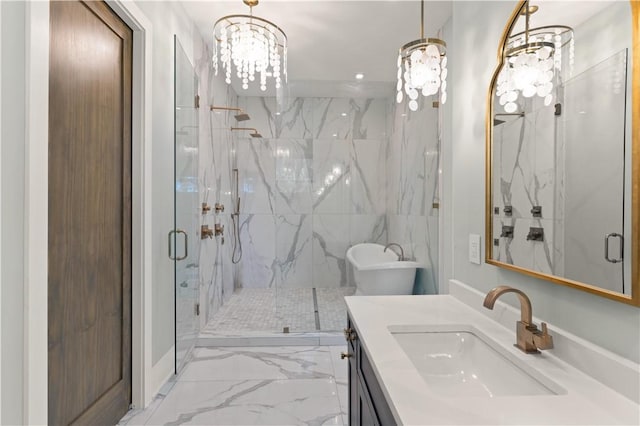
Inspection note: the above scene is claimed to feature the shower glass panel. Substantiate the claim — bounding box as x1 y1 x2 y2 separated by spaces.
562 50 627 293
174 36 200 372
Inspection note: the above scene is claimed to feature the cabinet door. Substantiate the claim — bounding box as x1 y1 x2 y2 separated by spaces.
357 374 380 426
349 351 359 425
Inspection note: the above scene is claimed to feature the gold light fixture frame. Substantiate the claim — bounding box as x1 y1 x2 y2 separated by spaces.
396 0 448 109
212 0 288 90
485 0 640 306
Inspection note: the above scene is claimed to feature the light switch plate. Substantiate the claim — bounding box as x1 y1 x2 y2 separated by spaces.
469 234 481 265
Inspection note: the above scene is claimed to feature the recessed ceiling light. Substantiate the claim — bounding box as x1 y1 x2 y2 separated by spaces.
355 73 364 80
341 112 347 117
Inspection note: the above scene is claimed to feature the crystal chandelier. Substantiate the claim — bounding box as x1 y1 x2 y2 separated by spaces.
396 0 448 112
496 2 574 113
213 0 287 92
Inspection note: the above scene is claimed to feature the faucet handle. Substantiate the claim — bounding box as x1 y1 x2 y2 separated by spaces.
541 322 549 335
533 322 554 350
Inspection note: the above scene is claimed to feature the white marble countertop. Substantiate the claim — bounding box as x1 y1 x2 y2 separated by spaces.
345 294 640 425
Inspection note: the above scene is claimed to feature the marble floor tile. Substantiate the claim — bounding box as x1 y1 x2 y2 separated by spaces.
181 346 335 381
121 345 348 426
201 287 355 333
144 379 343 425
328 346 348 381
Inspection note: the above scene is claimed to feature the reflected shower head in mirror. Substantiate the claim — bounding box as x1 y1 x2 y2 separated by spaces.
210 105 251 122
250 132 263 138
493 112 524 126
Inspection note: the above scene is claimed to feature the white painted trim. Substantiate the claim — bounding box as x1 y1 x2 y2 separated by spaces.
107 0 155 409
0 3 3 422
23 2 49 424
149 347 175 401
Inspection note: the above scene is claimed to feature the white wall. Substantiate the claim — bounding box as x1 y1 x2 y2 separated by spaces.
0 3 25 423
446 1 640 364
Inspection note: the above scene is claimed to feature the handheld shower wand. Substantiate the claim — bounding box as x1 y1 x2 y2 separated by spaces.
231 168 243 264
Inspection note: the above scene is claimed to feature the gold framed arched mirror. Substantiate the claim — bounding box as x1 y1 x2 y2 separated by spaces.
485 0 640 306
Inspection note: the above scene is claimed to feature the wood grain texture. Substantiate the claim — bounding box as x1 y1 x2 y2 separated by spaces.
48 1 132 424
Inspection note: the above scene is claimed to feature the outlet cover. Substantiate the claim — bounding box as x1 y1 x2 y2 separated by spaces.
469 234 481 265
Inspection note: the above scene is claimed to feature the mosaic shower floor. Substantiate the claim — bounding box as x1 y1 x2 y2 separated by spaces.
201 287 356 336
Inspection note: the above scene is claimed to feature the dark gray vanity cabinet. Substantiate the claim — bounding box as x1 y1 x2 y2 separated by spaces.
346 315 396 426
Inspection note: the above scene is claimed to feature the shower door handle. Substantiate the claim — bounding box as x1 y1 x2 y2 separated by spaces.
168 229 189 261
604 233 623 263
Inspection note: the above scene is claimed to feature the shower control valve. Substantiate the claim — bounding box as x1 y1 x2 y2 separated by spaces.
202 203 211 214
214 223 224 237
215 203 225 213
201 225 214 239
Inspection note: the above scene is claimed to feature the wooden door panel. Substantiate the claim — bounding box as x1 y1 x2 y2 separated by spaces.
48 1 132 424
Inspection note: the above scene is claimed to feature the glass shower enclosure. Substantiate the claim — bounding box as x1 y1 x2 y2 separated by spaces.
173 36 200 372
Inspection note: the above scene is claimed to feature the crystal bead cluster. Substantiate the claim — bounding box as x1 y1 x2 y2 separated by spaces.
213 14 287 92
396 43 448 111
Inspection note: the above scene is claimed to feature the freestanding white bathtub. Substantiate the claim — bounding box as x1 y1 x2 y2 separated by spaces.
346 243 424 295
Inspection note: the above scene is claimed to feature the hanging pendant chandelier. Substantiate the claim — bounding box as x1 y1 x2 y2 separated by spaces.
396 0 448 111
213 0 287 92
496 2 574 113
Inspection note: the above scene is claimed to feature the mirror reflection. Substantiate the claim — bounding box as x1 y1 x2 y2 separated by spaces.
488 1 633 297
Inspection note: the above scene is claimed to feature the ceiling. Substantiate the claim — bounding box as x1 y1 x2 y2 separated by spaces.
180 0 453 95
179 1 623 96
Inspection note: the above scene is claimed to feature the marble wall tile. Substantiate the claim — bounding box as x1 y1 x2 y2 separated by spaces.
351 98 388 140
275 97 314 139
312 215 350 288
532 105 558 215
236 138 276 215
238 96 277 139
313 98 355 140
236 214 277 288
275 214 313 288
388 95 440 216
312 139 351 214
492 217 557 273
275 139 313 214
351 139 386 214
239 97 314 139
349 215 386 246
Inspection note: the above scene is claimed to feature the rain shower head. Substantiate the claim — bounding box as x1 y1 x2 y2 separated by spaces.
231 127 263 139
210 105 251 122
493 118 506 126
234 113 251 122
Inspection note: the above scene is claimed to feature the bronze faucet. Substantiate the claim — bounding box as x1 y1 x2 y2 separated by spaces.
483 286 553 354
384 243 405 261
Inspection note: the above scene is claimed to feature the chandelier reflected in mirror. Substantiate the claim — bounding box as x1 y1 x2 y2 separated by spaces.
497 1 574 113
213 0 287 92
396 0 448 112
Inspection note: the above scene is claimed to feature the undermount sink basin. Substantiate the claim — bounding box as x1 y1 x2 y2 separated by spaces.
389 325 565 398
